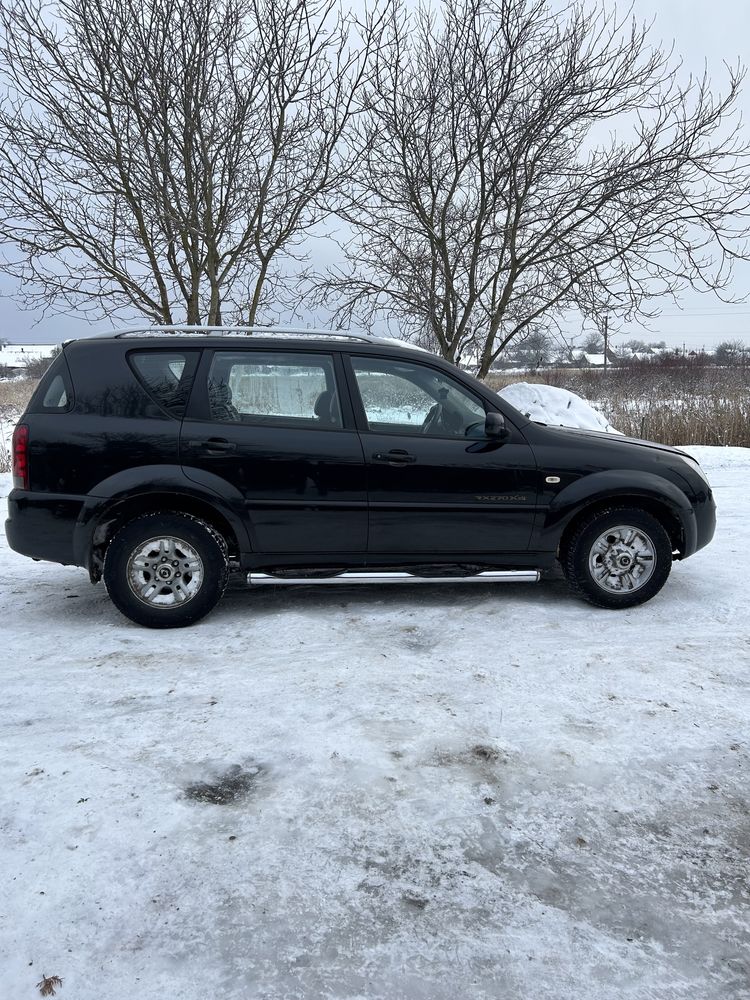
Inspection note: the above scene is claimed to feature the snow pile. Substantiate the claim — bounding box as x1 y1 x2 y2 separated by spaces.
499 381 622 434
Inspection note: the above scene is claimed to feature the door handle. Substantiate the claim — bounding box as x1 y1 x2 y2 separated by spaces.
372 450 417 465
188 437 237 454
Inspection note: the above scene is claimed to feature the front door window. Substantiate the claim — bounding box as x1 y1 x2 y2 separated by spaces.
350 357 486 437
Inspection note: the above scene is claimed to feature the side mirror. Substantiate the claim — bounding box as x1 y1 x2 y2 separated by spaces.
485 411 509 440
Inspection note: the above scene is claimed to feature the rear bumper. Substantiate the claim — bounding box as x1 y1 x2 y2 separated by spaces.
5 490 85 566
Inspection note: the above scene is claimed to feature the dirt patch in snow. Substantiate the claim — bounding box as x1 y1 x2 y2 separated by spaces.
183 763 265 805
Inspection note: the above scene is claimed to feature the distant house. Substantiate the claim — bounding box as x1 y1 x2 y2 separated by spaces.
628 350 654 362
0 343 57 375
583 352 607 367
570 349 619 367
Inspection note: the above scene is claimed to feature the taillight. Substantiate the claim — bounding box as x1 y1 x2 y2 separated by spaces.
12 423 29 490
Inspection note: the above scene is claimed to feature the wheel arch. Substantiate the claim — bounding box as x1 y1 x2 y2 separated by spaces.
78 488 245 582
543 470 696 562
557 494 686 563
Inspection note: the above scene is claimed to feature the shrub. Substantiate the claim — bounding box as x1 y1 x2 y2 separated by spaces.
0 378 37 472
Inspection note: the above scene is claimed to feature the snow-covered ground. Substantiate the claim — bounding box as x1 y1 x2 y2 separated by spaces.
1 446 749 1000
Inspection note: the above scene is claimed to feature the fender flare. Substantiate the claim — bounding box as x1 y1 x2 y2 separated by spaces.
540 469 696 555
72 464 252 568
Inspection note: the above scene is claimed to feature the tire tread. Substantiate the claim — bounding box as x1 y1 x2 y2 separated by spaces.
561 505 672 609
103 511 229 627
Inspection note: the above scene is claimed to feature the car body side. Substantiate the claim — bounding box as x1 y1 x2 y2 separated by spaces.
5 336 716 581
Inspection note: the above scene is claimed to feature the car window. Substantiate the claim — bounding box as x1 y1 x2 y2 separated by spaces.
41 373 69 409
207 352 342 428
28 356 74 413
351 357 486 437
130 350 199 417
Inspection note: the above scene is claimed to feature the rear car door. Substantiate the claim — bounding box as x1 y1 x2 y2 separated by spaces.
181 348 367 555
345 354 538 555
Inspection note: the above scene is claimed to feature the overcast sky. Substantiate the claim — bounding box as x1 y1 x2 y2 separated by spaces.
1 0 749 348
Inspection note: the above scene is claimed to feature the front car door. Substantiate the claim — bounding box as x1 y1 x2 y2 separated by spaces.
345 354 538 556
181 348 367 556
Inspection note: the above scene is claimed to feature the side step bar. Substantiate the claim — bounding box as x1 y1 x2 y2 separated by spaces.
247 570 540 586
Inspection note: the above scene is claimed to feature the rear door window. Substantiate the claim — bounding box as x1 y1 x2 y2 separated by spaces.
129 351 200 417
206 352 342 428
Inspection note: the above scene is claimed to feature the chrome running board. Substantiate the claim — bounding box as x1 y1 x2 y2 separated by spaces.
247 570 540 586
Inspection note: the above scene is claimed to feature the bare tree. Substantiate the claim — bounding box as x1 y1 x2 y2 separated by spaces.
0 0 378 325
505 327 554 369
580 332 605 354
324 0 750 377
714 339 747 366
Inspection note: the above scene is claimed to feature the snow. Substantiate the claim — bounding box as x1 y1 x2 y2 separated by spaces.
583 353 607 366
375 336 432 354
0 344 56 368
1 444 749 999
569 351 609 366
499 381 622 434
0 416 14 464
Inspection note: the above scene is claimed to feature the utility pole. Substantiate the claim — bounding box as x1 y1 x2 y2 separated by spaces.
603 315 609 373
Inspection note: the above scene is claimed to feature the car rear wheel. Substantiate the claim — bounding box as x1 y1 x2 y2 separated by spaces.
562 507 673 609
104 513 229 627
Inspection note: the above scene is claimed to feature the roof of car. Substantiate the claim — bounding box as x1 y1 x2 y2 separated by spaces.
80 325 435 356
62 325 530 426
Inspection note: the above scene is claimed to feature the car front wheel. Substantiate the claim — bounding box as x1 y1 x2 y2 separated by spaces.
562 507 673 609
103 513 229 628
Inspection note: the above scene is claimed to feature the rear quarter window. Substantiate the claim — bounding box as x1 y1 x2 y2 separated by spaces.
27 353 73 412
42 373 69 409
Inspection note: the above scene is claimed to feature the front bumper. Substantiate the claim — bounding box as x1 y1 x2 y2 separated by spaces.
692 488 716 555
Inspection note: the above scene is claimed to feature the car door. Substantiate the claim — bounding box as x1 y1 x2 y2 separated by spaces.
181 348 367 555
345 354 538 555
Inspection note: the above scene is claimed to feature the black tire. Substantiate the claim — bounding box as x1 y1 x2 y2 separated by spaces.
561 506 673 609
103 513 229 628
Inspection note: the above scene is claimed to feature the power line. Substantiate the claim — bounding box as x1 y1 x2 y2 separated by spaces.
629 333 747 341
656 310 750 317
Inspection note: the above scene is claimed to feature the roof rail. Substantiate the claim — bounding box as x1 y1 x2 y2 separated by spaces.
112 324 380 344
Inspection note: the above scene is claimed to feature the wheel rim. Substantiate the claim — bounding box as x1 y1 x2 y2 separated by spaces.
588 524 656 594
126 535 204 608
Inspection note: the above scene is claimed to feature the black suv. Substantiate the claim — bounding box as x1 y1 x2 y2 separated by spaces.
5 327 716 627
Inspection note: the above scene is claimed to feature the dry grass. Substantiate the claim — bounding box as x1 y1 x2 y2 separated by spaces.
36 974 63 997
486 363 750 447
0 377 38 413
0 379 38 472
